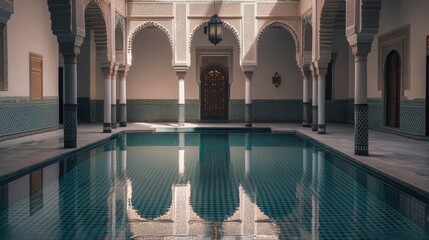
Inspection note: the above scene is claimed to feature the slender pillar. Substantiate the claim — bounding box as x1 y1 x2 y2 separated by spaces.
310 65 318 131
302 67 312 127
101 65 113 133
317 67 327 134
176 69 187 126
118 67 129 127
111 65 119 129
351 43 371 155
63 54 78 148
244 71 254 127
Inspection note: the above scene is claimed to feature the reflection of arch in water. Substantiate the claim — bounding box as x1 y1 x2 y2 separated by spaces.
126 141 178 219
242 134 303 219
190 134 240 222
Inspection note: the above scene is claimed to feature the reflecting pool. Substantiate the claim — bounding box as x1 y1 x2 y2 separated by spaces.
0 133 428 239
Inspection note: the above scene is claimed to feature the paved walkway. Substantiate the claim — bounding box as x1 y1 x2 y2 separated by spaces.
1 122 429 196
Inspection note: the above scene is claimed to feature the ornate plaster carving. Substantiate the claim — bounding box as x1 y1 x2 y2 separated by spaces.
85 1 111 62
188 20 242 55
127 21 174 65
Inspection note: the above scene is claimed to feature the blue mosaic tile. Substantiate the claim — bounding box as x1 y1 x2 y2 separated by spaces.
0 97 59 140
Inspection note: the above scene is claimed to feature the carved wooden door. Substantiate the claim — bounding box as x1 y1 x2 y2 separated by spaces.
385 51 401 128
200 64 229 120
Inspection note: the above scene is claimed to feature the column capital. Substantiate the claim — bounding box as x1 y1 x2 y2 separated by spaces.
301 64 312 79
60 43 81 64
111 64 119 78
351 42 372 62
312 62 328 78
101 63 115 77
242 64 256 74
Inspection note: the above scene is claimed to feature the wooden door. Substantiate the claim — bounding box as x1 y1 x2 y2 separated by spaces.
385 50 401 128
200 64 229 121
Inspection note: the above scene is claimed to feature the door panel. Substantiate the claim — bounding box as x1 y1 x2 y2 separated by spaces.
200 64 229 120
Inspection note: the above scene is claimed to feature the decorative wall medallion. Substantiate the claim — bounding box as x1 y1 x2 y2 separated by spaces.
272 72 281 87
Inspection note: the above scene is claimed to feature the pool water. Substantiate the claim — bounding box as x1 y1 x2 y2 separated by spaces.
0 132 428 239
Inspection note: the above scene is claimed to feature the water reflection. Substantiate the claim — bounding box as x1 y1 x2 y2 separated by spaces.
0 133 428 239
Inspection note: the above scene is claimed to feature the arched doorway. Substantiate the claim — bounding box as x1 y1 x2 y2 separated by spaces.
385 50 401 128
200 64 229 121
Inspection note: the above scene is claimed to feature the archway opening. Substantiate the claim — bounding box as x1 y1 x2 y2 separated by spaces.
385 50 401 128
127 27 176 121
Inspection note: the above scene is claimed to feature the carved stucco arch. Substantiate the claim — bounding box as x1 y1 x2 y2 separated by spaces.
315 0 344 67
127 21 174 65
84 0 111 62
256 21 301 66
188 20 241 65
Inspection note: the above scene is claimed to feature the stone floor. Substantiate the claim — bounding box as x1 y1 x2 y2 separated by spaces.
1 122 429 196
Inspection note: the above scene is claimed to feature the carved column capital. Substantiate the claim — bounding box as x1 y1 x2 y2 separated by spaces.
351 42 372 62
101 63 114 77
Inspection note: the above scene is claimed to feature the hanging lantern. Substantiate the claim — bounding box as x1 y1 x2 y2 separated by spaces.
207 14 223 45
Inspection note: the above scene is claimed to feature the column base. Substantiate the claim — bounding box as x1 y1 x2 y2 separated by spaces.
303 102 311 127
178 104 185 126
103 123 112 133
317 124 326 134
245 104 252 127
312 106 318 132
64 104 77 148
354 104 369 156
118 103 127 127
111 104 117 129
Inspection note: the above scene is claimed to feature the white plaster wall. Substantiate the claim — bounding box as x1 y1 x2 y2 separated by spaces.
126 28 177 99
253 28 302 99
4 0 59 97
367 0 429 99
331 27 350 100
188 25 245 100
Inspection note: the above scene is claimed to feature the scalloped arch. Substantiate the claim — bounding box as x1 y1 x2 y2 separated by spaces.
188 20 241 53
84 0 111 62
256 21 300 55
127 21 174 65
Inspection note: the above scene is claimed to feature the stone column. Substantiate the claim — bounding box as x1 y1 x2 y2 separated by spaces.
317 67 328 134
351 43 371 155
302 67 312 127
175 67 187 126
117 67 129 127
244 70 254 127
63 53 79 148
101 65 113 133
310 65 318 131
111 65 119 129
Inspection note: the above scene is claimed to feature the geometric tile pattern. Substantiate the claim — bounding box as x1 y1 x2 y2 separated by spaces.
0 133 428 239
77 97 90 123
252 100 302 122
367 98 426 137
302 102 311 127
354 104 368 155
312 106 318 131
64 104 77 148
178 104 185 125
245 104 252 126
0 97 59 141
118 104 127 127
111 105 117 128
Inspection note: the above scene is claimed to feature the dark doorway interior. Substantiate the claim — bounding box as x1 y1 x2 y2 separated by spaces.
385 50 401 128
